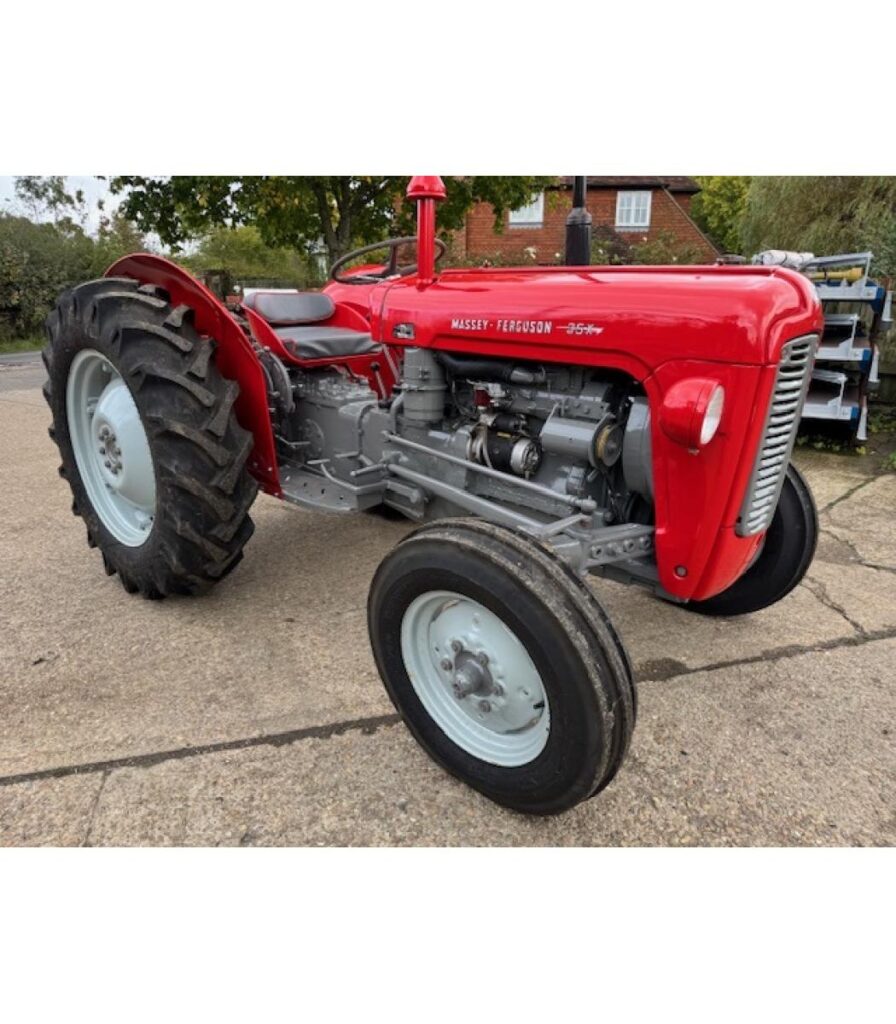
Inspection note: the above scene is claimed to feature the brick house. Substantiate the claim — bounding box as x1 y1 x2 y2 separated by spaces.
454 176 718 265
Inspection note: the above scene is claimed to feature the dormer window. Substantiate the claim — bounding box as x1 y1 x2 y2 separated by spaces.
615 190 652 230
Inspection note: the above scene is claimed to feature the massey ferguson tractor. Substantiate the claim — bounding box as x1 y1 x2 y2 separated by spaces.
42 176 822 814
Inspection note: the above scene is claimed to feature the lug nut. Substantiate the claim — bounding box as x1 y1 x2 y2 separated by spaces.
477 652 489 666
478 700 492 713
451 640 462 653
440 659 452 672
103 459 111 468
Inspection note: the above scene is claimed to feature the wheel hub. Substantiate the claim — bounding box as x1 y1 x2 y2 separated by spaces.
400 591 550 767
449 649 494 700
66 349 157 546
97 424 122 475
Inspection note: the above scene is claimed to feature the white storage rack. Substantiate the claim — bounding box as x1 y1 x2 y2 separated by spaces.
801 252 891 442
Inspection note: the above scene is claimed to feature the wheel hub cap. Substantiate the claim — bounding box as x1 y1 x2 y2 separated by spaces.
400 591 550 767
450 650 493 700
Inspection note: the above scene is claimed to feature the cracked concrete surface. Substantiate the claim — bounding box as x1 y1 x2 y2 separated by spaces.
0 354 893 846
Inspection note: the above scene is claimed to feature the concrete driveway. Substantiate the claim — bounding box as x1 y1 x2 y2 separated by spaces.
1 352 894 846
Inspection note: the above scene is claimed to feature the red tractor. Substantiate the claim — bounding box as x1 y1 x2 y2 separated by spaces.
42 176 822 814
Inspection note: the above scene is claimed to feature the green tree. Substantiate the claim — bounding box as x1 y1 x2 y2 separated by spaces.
180 225 319 286
1 178 147 344
13 175 93 235
92 210 148 274
690 176 751 254
0 214 94 340
110 176 554 266
741 177 896 276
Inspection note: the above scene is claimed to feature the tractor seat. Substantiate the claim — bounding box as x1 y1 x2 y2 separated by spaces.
242 290 377 361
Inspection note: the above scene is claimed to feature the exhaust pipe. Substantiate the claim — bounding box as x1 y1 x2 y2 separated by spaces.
407 176 446 286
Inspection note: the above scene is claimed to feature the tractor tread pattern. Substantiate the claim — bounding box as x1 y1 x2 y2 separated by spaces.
396 518 636 805
42 276 258 598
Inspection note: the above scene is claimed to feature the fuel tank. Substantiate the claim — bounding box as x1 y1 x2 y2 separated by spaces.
372 264 822 376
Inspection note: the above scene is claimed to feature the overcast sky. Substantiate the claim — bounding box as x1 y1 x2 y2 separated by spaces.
0 175 120 233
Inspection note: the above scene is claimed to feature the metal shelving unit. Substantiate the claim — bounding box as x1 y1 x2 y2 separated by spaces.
800 252 891 442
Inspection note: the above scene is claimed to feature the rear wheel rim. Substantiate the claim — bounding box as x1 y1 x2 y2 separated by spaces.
400 590 550 767
66 348 156 547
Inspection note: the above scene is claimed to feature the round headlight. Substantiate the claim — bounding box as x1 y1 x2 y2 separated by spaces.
659 378 726 450
699 385 725 445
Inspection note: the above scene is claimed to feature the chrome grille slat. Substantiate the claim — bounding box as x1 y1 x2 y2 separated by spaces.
736 334 817 537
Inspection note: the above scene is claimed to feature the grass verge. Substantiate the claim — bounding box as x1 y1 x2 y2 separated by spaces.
0 337 43 356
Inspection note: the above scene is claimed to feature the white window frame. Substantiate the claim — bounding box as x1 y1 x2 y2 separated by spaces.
615 190 652 230
508 192 545 228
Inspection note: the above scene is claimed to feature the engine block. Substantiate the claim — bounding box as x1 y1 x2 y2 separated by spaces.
276 348 658 586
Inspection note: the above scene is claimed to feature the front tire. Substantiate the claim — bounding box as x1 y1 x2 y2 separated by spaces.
368 519 635 815
43 277 258 598
687 463 818 617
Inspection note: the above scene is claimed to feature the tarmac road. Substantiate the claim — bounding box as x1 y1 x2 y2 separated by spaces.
1 351 894 845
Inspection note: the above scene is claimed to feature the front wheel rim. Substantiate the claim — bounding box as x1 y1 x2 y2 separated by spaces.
66 348 156 547
400 590 550 767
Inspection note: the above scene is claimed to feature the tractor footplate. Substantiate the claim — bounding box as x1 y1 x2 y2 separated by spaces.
278 462 385 514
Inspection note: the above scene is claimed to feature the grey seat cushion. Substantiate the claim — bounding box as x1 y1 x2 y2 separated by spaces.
243 290 335 325
275 325 378 360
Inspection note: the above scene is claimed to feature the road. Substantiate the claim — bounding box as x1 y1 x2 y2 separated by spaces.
1 351 894 845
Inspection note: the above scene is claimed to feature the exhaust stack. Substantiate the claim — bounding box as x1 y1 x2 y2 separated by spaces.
565 176 592 266
407 176 446 286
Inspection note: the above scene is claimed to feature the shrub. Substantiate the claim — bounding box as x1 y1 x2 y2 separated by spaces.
0 212 148 343
590 226 633 265
630 230 706 265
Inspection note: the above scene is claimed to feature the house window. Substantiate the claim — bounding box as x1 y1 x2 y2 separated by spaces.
615 190 652 230
509 192 544 228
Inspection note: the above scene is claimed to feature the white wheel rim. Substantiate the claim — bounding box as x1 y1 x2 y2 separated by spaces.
66 348 156 547
400 590 550 767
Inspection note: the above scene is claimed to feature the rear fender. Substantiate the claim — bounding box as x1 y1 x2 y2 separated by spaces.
104 254 281 495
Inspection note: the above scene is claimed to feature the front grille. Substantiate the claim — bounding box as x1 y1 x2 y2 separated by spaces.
736 334 817 536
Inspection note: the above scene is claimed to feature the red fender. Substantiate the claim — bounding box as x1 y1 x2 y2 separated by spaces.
104 253 281 496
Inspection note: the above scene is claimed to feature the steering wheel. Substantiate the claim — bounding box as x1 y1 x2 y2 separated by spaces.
330 236 447 285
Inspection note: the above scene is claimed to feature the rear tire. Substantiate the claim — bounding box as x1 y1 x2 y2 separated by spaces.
368 519 635 815
687 463 818 617
43 277 258 598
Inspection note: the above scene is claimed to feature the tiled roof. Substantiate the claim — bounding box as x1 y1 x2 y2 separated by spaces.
556 176 700 193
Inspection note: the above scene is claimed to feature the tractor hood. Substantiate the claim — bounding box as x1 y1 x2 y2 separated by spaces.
373 264 822 380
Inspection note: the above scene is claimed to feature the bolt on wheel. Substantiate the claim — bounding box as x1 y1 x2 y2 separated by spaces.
44 277 257 598
66 348 156 546
401 590 550 767
368 519 636 815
